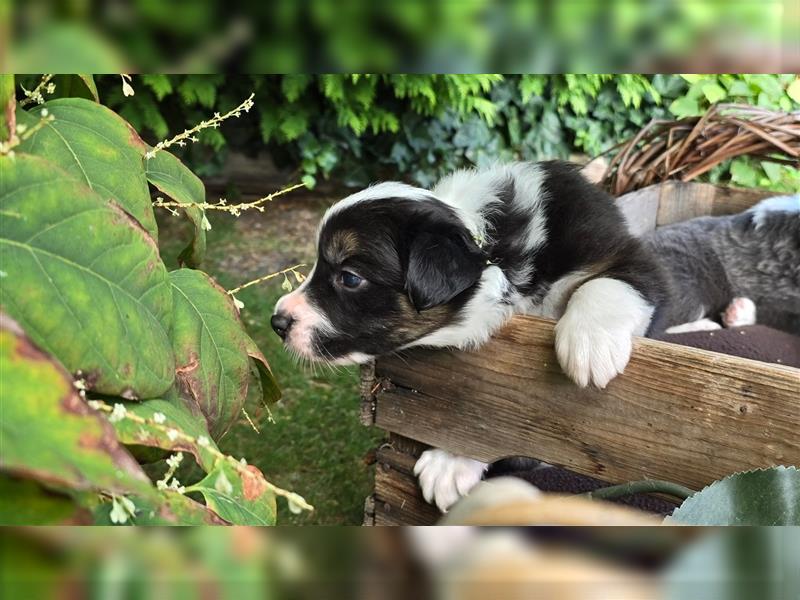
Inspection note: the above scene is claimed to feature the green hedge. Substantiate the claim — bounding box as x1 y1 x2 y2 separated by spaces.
92 74 800 192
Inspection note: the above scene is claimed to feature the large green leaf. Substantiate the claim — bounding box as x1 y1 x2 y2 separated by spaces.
186 460 277 526
111 398 220 471
0 316 155 500
664 528 800 600
144 148 207 267
0 154 174 398
667 466 800 525
0 475 88 525
91 490 228 525
169 269 278 439
16 98 158 239
51 75 99 102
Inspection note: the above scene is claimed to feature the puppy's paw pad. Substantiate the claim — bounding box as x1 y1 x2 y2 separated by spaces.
413 449 487 513
722 297 756 327
554 321 632 388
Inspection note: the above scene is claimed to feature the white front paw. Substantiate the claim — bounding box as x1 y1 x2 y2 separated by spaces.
413 449 488 513
554 318 633 388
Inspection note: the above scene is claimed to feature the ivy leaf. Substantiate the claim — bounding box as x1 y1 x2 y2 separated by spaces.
0 154 175 398
144 148 207 267
668 96 701 118
16 98 158 240
702 82 727 104
0 316 155 501
667 466 800 525
786 78 800 104
729 159 759 188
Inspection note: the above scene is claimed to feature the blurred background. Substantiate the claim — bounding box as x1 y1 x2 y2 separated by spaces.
2 526 799 599
4 0 798 72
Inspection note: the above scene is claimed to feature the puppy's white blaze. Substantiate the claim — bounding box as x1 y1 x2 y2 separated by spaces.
554 277 654 388
665 318 722 334
433 165 509 242
317 181 432 242
432 162 548 253
506 162 548 253
748 193 800 230
274 266 336 359
413 449 488 512
404 266 514 350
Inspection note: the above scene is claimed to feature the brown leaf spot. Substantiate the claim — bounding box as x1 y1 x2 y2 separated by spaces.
107 200 159 252
176 353 199 375
242 465 268 500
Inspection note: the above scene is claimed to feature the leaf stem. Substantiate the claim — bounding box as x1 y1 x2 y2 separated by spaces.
153 182 306 215
585 480 695 501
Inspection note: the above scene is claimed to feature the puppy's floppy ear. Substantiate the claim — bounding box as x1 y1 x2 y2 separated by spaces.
406 230 485 311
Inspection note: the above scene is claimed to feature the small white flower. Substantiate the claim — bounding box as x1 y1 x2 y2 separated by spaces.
201 214 212 231
197 435 210 447
145 151 156 159
46 83 56 94
232 297 245 310
152 412 166 424
286 493 308 514
239 458 247 466
166 428 179 441
121 74 135 97
40 108 49 117
87 400 102 410
109 403 127 423
15 123 27 134
166 452 184 469
109 495 136 524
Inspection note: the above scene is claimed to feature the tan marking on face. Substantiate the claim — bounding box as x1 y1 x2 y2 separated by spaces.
326 230 360 264
391 295 454 341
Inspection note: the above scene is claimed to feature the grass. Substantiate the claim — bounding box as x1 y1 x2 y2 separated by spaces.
156 197 384 525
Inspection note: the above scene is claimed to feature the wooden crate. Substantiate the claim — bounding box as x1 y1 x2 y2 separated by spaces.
361 182 800 526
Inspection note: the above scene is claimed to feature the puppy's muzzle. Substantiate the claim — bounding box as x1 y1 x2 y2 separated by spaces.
270 311 294 340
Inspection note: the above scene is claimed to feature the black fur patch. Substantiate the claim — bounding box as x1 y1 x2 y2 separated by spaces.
305 197 484 359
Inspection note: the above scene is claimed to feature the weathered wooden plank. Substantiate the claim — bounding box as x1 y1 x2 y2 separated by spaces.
616 187 660 235
373 315 800 492
373 437 440 525
653 181 772 226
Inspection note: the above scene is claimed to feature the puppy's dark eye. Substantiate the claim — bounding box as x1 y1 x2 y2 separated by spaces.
339 270 364 289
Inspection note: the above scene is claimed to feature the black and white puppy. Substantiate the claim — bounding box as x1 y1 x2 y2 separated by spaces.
272 161 669 511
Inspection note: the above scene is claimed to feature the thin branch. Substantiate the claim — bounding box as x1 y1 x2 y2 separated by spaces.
18 74 55 108
145 92 255 158
88 399 314 513
227 263 307 296
153 182 306 216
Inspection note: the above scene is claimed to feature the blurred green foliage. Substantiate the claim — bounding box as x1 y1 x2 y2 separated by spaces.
8 0 793 71
94 74 800 192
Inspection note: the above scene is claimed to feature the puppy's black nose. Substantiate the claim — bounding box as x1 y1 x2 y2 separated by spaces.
271 312 294 340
